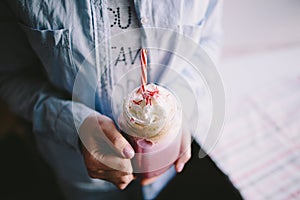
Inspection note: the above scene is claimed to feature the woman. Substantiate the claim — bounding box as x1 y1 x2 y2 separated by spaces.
0 0 223 199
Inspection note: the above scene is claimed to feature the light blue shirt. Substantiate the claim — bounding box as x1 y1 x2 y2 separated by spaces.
0 0 223 199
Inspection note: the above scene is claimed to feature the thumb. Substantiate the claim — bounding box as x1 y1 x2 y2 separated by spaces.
175 131 192 173
98 115 135 159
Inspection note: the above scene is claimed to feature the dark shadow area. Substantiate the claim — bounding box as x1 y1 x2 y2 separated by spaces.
0 132 64 200
0 100 64 200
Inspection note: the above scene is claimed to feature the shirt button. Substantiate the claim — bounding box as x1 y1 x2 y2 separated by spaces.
140 17 148 24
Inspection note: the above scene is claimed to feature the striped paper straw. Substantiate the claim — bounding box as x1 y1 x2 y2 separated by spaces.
140 48 147 92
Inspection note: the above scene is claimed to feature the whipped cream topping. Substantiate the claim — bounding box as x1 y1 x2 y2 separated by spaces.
122 84 179 139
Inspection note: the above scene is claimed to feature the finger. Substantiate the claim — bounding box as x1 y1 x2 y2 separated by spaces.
82 144 133 173
81 131 134 173
90 170 134 190
175 151 191 173
97 153 133 173
84 151 134 189
97 115 135 159
175 132 192 173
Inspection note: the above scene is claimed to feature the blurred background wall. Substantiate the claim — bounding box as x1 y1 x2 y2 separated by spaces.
220 0 300 99
222 0 300 58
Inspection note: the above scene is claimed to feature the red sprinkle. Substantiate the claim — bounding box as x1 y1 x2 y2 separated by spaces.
134 86 160 106
132 99 143 105
140 86 160 105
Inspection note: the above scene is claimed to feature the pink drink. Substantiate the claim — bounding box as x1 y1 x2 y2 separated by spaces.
118 84 182 178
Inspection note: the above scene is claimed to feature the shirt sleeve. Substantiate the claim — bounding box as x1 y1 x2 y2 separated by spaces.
200 0 223 65
0 2 95 153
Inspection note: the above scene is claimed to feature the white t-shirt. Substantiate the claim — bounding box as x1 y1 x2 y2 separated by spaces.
108 0 141 69
107 0 144 116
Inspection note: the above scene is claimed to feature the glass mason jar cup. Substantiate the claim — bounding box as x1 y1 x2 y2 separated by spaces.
118 84 182 179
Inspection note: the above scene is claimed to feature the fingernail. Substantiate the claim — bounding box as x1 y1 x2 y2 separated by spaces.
123 145 135 159
176 163 184 173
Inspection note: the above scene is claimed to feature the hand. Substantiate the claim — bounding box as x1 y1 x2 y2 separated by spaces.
140 131 192 186
79 113 135 190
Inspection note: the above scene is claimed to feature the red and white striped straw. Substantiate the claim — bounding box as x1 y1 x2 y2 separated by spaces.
140 48 147 92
